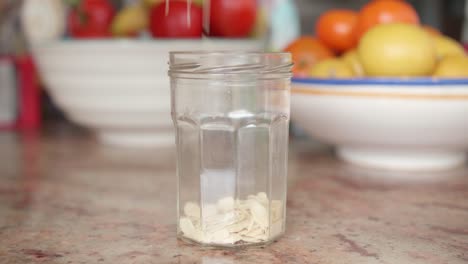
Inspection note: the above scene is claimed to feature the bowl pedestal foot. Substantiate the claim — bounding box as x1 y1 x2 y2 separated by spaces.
337 147 467 171
99 131 174 148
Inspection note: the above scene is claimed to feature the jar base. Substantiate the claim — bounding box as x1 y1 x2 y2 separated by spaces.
177 232 284 249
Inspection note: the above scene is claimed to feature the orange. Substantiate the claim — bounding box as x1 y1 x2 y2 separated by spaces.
355 0 420 39
315 9 358 53
284 36 334 77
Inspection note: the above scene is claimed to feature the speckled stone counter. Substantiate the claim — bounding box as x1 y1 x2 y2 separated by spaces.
0 126 467 264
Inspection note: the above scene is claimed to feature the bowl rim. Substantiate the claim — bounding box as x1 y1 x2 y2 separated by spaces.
292 77 468 86
33 38 263 49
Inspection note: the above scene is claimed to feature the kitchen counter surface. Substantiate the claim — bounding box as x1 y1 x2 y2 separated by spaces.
1 125 467 264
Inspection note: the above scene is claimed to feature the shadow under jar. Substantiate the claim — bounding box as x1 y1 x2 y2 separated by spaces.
169 51 292 247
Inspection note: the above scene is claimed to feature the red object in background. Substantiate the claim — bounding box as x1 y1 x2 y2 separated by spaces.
0 55 41 131
464 44 468 52
15 56 41 130
149 1 203 38
68 0 115 38
209 0 257 38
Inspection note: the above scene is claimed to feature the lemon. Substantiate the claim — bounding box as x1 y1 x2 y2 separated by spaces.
112 4 148 36
433 35 466 59
358 23 437 77
309 58 354 78
341 50 364 76
433 55 468 78
193 0 204 6
142 0 163 8
250 7 268 38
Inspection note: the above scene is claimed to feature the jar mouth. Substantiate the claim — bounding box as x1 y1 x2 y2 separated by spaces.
168 51 293 79
169 51 290 56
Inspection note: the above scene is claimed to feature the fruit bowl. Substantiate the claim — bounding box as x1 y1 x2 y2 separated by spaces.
291 77 468 171
33 39 262 147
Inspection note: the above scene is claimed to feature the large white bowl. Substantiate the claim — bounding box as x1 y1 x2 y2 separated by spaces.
33 39 262 147
291 78 468 171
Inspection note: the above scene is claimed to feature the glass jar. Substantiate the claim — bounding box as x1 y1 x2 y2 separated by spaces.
169 51 292 247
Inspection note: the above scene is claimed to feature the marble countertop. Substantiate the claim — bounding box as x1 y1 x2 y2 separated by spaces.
0 125 467 264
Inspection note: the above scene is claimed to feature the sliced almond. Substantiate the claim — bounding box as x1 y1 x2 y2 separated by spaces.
202 204 218 218
271 220 283 238
271 200 283 221
217 196 235 213
207 229 230 244
180 195 285 245
244 226 265 237
248 199 268 228
184 202 200 218
256 192 268 204
226 218 250 233
180 217 202 241
247 194 257 200
239 236 263 243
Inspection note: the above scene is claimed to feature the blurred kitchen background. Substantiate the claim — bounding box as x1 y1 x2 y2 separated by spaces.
0 0 467 146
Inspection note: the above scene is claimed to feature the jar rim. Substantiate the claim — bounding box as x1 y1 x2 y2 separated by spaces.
169 51 291 56
168 51 293 79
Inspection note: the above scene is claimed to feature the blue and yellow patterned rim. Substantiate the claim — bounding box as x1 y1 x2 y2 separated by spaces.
292 77 468 100
292 77 468 86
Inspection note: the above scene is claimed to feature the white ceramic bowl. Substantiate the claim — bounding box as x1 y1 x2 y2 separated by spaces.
291 78 468 171
33 39 262 147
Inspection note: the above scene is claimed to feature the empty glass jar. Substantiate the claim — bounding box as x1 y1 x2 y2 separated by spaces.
169 51 292 247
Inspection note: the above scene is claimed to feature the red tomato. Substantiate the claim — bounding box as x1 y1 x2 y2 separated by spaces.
316 9 358 53
149 1 202 38
209 0 257 38
68 0 116 38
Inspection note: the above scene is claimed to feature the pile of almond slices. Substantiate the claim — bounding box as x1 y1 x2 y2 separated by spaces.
179 192 284 245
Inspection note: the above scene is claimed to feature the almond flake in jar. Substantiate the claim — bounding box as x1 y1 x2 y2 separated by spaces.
178 192 285 245
184 202 200 218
